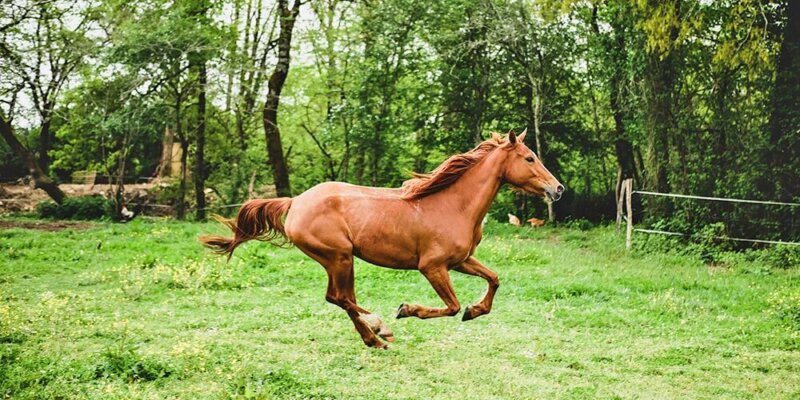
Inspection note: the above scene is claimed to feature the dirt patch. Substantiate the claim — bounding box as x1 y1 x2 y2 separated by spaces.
0 220 94 232
0 183 154 212
0 182 162 214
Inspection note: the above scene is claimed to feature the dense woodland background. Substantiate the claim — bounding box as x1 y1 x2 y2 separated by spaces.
1 0 798 242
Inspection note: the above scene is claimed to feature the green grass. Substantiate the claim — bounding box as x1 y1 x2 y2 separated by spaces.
1 217 799 399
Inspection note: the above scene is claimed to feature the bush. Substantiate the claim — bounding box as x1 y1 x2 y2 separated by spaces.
36 196 111 220
758 246 800 269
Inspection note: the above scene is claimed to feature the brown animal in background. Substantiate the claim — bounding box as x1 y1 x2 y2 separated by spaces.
201 130 563 348
527 217 545 227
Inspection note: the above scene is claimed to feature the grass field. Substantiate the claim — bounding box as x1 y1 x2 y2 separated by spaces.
1 217 799 399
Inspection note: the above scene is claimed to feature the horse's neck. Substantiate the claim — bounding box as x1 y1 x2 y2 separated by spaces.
436 150 505 225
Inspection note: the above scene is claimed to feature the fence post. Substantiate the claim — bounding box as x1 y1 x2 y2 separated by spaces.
625 179 633 249
616 180 624 233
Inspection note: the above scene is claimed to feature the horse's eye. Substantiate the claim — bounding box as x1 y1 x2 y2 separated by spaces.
525 156 535 163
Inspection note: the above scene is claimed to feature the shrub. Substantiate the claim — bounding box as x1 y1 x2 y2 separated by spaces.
758 246 800 269
36 196 111 220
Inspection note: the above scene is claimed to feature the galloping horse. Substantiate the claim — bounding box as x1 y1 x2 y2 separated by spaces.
201 130 563 348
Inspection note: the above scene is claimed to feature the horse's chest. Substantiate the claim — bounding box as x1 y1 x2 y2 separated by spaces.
448 230 483 263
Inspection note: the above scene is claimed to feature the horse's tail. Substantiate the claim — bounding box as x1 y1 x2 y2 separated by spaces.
200 197 293 259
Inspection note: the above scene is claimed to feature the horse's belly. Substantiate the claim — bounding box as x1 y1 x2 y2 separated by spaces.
353 239 419 270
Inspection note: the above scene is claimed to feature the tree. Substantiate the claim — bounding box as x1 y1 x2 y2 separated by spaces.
590 1 637 204
486 0 575 221
263 0 304 198
767 0 800 201
0 113 65 203
0 1 67 203
222 0 278 203
300 0 358 181
0 0 99 174
190 0 214 220
637 0 683 218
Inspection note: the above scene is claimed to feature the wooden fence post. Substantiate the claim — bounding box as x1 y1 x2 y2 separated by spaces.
625 179 633 249
616 180 625 233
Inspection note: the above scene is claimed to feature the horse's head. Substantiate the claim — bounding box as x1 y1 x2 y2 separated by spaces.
500 129 564 201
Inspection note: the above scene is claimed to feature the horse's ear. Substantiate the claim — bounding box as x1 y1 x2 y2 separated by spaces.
508 130 518 146
517 128 527 143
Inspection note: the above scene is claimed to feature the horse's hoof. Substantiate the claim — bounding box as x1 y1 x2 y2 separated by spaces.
396 303 410 319
371 341 389 350
360 314 395 343
462 306 475 321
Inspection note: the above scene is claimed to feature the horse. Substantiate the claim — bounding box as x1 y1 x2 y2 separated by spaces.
200 129 563 348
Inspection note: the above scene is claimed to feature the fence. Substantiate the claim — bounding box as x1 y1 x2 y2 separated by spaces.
133 202 245 213
617 178 800 249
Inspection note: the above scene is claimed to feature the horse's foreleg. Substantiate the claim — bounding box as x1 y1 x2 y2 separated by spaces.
453 256 499 321
323 255 392 348
397 266 461 319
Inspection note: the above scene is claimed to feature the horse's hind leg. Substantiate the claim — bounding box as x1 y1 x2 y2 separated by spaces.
297 243 392 348
323 255 394 347
397 265 461 319
453 256 499 321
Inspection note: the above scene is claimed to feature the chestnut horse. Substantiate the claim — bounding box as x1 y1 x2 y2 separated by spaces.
201 130 563 348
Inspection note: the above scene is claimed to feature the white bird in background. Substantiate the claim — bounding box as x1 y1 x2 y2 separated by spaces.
507 213 521 227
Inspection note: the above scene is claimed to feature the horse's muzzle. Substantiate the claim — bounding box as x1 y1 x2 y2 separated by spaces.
546 184 564 202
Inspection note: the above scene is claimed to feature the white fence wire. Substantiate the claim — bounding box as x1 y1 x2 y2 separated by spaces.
621 180 800 248
632 190 800 207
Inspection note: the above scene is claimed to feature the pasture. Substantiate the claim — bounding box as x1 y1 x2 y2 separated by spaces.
1 218 799 399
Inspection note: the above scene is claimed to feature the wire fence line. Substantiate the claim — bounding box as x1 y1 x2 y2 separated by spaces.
0 198 246 212
627 186 800 248
632 190 800 207
131 202 245 212
634 228 800 247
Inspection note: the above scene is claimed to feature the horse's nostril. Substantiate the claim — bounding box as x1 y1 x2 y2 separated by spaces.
556 184 564 194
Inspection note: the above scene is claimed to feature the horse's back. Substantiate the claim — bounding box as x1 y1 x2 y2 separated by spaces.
285 181 421 268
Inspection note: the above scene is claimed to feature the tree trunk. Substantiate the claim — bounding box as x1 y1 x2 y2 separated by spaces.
0 115 65 204
767 0 800 200
111 135 129 220
643 0 680 218
645 52 673 196
608 28 636 183
38 111 52 174
523 84 549 221
592 3 637 206
194 60 207 220
174 94 187 220
263 0 301 198
527 75 554 222
177 134 189 220
157 127 174 178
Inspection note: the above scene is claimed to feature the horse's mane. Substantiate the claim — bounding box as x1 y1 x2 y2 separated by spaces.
401 134 505 200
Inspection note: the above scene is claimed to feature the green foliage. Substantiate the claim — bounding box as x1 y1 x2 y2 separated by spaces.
52 76 166 180
36 196 111 220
